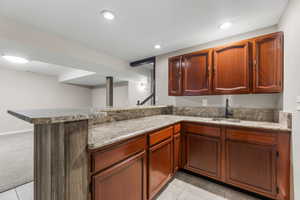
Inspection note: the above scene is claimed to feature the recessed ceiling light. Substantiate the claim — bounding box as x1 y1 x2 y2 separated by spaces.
101 10 115 20
2 55 29 64
219 22 232 30
154 44 161 49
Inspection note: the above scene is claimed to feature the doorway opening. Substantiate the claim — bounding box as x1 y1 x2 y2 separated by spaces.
130 57 156 105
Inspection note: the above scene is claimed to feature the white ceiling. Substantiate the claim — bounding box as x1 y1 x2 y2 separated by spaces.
0 57 120 86
0 0 288 61
63 74 124 87
0 58 76 76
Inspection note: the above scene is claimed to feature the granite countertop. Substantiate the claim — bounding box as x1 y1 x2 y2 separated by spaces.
7 108 106 124
7 106 170 124
88 115 291 149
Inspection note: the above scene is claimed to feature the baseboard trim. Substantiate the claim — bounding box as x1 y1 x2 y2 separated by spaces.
0 129 33 136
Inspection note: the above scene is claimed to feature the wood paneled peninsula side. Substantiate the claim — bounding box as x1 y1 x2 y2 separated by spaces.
8 106 291 200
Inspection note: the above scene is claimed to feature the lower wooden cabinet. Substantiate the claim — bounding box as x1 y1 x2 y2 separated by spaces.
90 123 290 200
186 133 221 179
92 151 147 200
148 138 173 200
182 124 290 200
173 133 181 172
226 140 277 197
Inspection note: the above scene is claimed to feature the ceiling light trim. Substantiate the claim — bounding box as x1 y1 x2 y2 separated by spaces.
101 10 115 20
2 55 30 64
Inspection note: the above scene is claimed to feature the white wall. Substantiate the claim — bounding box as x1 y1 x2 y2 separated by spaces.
0 67 92 134
156 26 282 108
92 82 129 108
128 80 152 106
278 0 300 198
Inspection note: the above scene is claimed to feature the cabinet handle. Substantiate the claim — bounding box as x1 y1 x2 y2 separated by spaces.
207 66 211 77
253 60 257 68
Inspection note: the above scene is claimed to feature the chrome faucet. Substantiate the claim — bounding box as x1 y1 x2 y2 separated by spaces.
225 98 233 118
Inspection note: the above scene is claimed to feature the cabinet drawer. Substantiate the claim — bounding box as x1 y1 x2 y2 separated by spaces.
149 126 173 146
174 123 181 134
226 128 276 145
92 136 147 173
182 123 221 138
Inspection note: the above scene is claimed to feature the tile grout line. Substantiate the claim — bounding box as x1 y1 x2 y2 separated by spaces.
14 188 21 200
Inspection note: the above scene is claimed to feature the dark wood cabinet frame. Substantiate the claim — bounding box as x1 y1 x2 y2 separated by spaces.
168 32 284 96
89 122 290 200
181 123 290 200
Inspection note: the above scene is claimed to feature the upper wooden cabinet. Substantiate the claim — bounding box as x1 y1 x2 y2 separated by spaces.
213 41 251 94
168 32 284 96
182 49 212 95
253 32 283 93
168 56 182 96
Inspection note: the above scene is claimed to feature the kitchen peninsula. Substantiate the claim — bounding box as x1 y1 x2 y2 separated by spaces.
8 106 291 200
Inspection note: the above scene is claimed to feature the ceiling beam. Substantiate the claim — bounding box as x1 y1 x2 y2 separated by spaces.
130 57 155 67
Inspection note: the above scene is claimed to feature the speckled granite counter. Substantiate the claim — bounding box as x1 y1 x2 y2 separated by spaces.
8 108 106 124
7 105 171 124
7 106 292 200
89 115 291 149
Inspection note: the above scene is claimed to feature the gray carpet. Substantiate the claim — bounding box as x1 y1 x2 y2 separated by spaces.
0 131 33 193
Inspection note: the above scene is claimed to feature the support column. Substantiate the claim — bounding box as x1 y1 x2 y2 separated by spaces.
34 120 89 200
106 76 113 107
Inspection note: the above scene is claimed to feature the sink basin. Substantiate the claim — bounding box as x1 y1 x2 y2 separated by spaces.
212 118 241 123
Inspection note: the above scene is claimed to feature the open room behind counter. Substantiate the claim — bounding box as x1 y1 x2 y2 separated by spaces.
0 67 92 134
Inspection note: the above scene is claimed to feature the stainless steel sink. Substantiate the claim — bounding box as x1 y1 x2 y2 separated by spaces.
212 118 241 123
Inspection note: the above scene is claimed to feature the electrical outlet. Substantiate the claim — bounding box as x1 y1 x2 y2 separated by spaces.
202 99 208 107
297 96 300 103
296 96 300 111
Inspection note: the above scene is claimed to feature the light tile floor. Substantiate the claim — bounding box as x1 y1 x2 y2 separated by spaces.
0 182 33 200
155 171 269 200
0 172 269 200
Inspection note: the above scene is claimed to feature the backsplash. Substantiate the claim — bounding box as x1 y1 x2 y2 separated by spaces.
173 106 225 118
279 111 292 129
232 108 277 122
89 105 292 127
174 106 278 122
89 106 173 126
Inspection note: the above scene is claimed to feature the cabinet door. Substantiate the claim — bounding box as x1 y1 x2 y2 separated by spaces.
93 151 146 200
186 134 221 179
168 56 182 96
182 49 212 95
149 138 173 199
253 32 283 93
174 133 181 172
213 41 251 94
226 140 277 198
